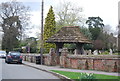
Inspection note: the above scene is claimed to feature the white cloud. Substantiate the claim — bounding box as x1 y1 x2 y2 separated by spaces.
0 0 41 2
30 11 41 26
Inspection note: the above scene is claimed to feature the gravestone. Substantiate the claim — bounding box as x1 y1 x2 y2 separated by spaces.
98 50 101 54
82 48 86 55
88 50 92 55
93 50 98 55
84 50 87 55
109 49 113 55
74 49 78 55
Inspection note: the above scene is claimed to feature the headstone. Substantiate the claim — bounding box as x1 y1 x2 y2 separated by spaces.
99 50 101 54
59 48 62 52
81 47 84 55
84 50 87 55
109 49 113 55
82 49 86 55
88 50 92 55
74 49 78 55
93 50 98 55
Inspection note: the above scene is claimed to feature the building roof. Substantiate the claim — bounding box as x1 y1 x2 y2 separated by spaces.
46 26 92 44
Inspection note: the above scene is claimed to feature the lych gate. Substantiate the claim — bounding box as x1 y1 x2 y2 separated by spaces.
46 26 91 55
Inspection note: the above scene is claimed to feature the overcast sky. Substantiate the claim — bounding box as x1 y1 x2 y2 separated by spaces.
0 0 119 37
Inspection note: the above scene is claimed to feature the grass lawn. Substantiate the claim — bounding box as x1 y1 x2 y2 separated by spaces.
51 70 119 80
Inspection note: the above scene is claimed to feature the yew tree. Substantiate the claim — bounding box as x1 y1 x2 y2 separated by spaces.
43 6 56 53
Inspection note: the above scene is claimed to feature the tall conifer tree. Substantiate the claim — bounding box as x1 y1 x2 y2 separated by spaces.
43 6 56 53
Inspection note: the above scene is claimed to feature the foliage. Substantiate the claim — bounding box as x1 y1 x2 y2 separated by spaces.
89 27 101 40
36 38 41 53
13 48 22 52
43 6 56 53
95 32 117 50
0 0 30 51
30 47 37 53
80 27 92 40
29 40 37 53
2 16 21 51
101 51 109 55
26 37 37 53
19 37 38 53
19 43 27 48
83 44 93 50
64 44 76 49
86 17 104 28
86 17 104 40
85 17 118 50
79 27 93 50
79 73 96 81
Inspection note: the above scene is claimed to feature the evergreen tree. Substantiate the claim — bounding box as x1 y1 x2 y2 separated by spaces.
86 17 104 40
43 6 56 53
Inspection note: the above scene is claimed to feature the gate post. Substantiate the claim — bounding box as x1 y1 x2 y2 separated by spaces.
60 48 68 68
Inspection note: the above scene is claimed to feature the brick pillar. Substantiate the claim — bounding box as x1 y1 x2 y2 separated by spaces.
22 56 25 61
113 62 118 72
49 48 57 66
60 48 68 68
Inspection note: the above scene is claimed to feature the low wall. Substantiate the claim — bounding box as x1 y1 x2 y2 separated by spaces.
22 48 120 73
22 54 39 63
60 55 120 72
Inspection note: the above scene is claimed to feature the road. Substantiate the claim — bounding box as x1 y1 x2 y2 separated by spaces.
0 59 60 80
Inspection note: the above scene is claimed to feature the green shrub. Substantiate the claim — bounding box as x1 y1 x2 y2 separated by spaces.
79 73 96 81
101 51 109 55
13 48 22 52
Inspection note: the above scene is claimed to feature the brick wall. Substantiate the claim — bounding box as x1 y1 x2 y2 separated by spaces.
60 55 120 72
22 48 120 72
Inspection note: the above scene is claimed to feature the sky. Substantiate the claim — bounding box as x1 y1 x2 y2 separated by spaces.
0 0 120 37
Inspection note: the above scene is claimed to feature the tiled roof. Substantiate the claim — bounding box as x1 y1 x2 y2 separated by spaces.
46 26 91 43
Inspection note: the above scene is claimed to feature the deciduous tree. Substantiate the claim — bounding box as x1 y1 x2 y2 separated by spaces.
56 1 84 30
0 1 30 51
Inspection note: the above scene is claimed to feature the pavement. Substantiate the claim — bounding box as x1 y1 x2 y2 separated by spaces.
22 61 120 77
0 59 2 81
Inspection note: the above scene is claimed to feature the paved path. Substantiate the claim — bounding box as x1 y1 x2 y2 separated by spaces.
23 61 120 76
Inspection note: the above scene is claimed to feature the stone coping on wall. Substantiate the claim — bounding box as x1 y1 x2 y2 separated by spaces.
21 53 49 56
22 54 120 58
67 55 120 60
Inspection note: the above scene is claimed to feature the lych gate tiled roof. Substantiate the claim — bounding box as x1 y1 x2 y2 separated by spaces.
46 26 91 43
